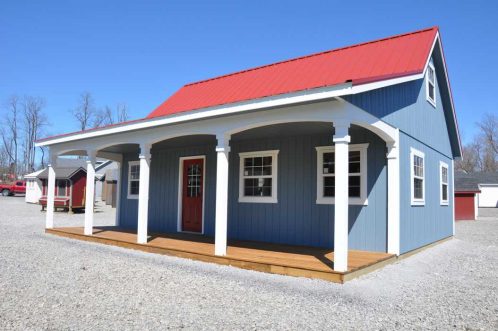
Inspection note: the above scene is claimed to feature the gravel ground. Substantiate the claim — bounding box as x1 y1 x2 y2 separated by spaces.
0 196 497 330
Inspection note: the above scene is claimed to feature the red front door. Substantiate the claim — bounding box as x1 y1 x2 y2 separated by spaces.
181 158 204 232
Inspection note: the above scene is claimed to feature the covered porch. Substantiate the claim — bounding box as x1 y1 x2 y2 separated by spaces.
46 226 395 283
36 98 402 277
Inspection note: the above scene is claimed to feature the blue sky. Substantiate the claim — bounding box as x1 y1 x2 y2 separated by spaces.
1 0 497 144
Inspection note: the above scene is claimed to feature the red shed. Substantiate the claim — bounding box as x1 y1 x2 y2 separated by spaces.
454 173 480 221
37 167 87 212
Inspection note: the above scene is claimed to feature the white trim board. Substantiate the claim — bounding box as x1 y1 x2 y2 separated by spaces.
36 74 422 147
177 155 206 234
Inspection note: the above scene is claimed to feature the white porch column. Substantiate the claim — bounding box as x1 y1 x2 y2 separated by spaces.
387 135 401 255
114 160 122 227
215 134 230 256
84 150 97 235
333 121 350 272
45 154 57 229
137 143 151 244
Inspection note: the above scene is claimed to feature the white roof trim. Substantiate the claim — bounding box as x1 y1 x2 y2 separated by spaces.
36 64 431 148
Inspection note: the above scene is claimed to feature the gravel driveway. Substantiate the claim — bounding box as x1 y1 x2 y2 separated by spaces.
1 196 497 330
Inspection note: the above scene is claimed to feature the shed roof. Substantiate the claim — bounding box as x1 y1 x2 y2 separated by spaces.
37 167 86 180
148 27 438 118
455 172 498 192
24 169 44 179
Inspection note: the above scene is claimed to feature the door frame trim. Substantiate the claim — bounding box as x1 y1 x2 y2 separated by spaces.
177 155 206 234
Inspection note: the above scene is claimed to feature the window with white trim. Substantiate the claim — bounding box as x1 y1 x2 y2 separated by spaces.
411 148 425 205
238 150 279 203
426 62 436 107
440 162 449 205
127 161 140 199
316 144 368 205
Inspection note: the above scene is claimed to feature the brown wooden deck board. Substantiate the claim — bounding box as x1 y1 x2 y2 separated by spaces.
46 226 395 283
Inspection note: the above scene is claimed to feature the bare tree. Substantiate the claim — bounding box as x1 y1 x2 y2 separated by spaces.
71 92 95 131
21 96 47 173
1 95 20 176
478 113 498 155
116 103 129 123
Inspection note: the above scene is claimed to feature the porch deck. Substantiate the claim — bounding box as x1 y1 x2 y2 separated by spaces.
46 227 395 283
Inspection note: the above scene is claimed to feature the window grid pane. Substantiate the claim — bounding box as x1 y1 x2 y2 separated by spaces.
320 149 363 198
242 155 274 197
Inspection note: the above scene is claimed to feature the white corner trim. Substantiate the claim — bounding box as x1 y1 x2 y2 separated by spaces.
177 155 206 234
440 161 449 206
315 143 369 206
410 147 425 206
127 160 140 200
238 150 279 204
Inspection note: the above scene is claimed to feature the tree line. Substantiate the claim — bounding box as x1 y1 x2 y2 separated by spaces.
456 113 498 173
0 92 129 180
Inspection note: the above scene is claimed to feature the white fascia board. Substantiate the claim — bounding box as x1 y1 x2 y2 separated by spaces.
36 71 424 147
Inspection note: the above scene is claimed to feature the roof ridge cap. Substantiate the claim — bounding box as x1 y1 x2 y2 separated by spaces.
184 26 438 87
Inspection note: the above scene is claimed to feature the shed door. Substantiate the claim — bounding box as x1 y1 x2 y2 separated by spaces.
455 193 475 221
181 158 204 233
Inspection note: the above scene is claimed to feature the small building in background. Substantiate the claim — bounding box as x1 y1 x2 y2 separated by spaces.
38 166 87 212
455 172 498 220
24 169 44 203
94 160 118 202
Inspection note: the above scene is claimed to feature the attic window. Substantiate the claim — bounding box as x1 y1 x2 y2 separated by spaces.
426 63 436 107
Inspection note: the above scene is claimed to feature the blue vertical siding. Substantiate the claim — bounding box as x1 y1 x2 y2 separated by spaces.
399 132 453 253
228 124 388 251
344 58 453 159
118 125 388 252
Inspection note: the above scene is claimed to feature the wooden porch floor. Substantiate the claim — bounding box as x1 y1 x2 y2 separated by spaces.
46 227 395 283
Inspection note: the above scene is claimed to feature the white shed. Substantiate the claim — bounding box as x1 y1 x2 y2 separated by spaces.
24 169 44 203
478 184 498 208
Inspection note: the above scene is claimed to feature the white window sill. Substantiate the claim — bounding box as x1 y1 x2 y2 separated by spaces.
411 199 425 206
127 195 139 200
238 196 278 204
316 197 368 206
440 201 449 206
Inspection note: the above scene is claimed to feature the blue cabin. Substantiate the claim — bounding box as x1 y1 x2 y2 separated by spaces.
37 27 461 274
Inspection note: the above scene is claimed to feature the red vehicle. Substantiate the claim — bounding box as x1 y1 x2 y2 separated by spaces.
0 181 26 196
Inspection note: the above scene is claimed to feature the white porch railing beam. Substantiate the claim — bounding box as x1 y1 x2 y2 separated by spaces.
387 130 400 255
214 134 230 256
84 150 97 235
333 120 350 272
137 143 151 244
45 153 57 229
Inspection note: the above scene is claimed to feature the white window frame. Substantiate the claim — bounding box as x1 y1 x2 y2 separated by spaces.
238 150 279 203
127 161 140 199
440 161 449 206
315 143 369 205
410 148 425 206
426 62 436 107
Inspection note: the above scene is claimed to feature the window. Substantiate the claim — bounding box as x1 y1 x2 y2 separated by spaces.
127 161 140 199
316 144 368 205
238 150 279 203
440 162 449 205
56 180 68 197
426 62 436 107
411 148 425 205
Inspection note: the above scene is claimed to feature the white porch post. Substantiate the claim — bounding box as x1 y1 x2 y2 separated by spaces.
114 160 122 227
387 133 401 255
137 143 151 244
84 150 97 235
215 134 230 256
333 121 350 272
46 153 57 229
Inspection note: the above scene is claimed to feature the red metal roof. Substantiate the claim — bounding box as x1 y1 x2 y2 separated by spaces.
147 27 438 119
